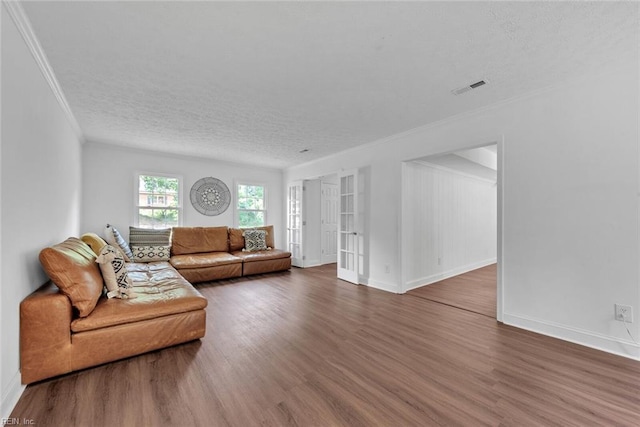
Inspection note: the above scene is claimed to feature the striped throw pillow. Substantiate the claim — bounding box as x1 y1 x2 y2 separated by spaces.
129 227 172 262
104 224 134 261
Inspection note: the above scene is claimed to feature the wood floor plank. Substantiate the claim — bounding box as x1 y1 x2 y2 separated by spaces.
408 264 497 317
11 264 640 426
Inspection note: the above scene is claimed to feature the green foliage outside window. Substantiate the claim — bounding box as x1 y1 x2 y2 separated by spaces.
237 184 266 227
140 176 178 203
138 175 180 228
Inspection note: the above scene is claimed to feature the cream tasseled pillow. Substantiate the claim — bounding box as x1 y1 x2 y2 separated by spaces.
95 245 136 299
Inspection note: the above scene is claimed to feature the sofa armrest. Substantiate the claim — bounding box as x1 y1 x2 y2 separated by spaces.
20 281 73 384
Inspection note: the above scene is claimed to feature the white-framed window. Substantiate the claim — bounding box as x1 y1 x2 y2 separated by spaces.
135 173 182 229
236 182 267 228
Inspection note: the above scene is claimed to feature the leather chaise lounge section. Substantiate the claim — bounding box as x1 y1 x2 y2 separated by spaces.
21 238 207 384
169 225 292 283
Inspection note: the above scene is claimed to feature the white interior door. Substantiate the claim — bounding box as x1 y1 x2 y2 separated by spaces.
287 181 303 267
321 182 338 265
337 170 359 284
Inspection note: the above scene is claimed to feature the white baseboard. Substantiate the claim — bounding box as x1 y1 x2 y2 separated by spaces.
404 258 496 292
503 312 640 361
302 259 322 268
364 277 401 293
1 370 25 422
321 257 337 265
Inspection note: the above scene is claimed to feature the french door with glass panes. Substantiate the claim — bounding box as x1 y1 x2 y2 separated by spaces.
287 181 303 267
337 170 359 284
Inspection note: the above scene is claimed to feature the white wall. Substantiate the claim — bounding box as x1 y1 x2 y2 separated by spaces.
82 142 284 247
403 162 497 291
1 6 83 416
285 59 639 359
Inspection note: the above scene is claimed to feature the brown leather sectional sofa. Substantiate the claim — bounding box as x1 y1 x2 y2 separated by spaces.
20 226 291 384
170 225 292 282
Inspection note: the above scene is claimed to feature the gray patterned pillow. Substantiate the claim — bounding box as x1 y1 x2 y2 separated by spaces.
129 227 171 262
95 245 136 299
242 229 268 252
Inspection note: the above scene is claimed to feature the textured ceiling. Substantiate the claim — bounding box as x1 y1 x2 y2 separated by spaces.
21 1 638 169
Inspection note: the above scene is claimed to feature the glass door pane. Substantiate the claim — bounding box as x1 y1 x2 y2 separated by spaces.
287 182 303 267
337 170 358 284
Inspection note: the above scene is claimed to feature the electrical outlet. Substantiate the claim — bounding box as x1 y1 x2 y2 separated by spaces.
384 265 390 274
614 304 633 322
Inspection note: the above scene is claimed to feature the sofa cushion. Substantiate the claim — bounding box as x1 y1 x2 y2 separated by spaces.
171 226 229 255
71 262 207 333
229 225 275 251
39 237 104 317
231 249 292 262
170 252 242 269
95 245 135 299
228 228 245 252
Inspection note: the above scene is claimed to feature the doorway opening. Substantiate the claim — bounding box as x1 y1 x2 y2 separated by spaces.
401 143 501 319
287 173 340 269
321 177 338 266
286 169 367 285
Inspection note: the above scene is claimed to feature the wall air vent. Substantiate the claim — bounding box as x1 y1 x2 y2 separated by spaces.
452 79 488 95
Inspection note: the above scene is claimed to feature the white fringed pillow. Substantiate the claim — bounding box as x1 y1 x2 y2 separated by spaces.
95 245 136 299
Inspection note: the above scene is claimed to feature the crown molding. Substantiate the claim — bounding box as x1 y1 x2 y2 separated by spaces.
3 1 85 142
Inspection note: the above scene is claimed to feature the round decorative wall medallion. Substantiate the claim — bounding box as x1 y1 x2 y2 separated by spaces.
190 177 231 216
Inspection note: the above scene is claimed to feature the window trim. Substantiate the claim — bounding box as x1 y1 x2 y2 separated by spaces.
234 180 268 228
134 171 184 228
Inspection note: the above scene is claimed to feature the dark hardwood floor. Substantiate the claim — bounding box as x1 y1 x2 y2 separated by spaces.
408 264 497 318
11 264 640 426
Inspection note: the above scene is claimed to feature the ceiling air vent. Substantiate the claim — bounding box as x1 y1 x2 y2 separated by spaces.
452 79 488 96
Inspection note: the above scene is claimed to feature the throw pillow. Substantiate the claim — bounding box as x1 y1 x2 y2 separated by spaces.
257 225 275 249
95 245 136 299
242 229 269 252
39 237 104 317
80 232 108 256
129 227 172 262
104 224 134 261
131 245 172 263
